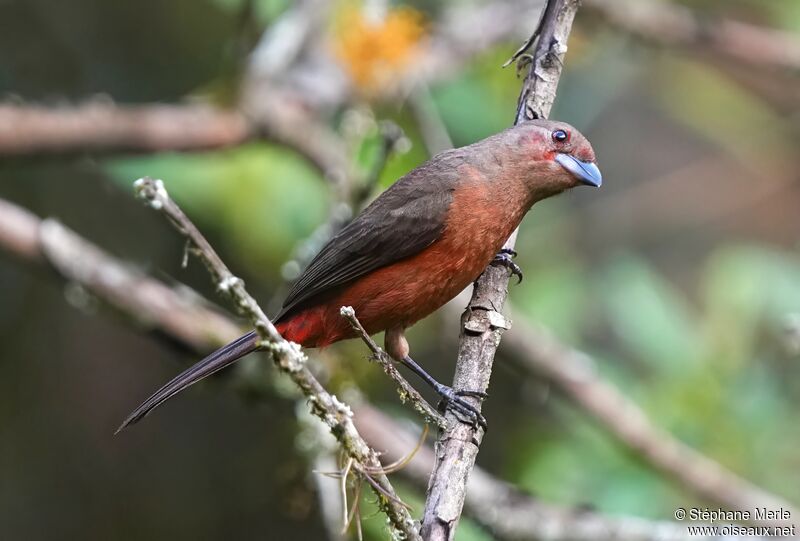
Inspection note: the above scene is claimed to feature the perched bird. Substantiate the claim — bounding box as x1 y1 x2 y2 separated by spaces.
117 119 601 432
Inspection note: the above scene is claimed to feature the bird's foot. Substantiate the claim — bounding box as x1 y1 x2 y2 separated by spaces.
399 355 488 431
492 248 523 283
433 383 488 432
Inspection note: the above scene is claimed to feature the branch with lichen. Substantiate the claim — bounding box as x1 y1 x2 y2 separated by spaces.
340 306 446 427
420 1 582 539
132 177 421 541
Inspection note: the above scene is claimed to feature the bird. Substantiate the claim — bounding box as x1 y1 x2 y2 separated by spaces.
117 119 601 433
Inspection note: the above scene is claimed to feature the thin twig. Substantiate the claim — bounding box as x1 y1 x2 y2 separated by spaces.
340 306 446 428
408 85 453 156
374 424 429 475
502 2 547 67
313 453 348 541
345 471 362 536
354 464 412 510
352 120 406 207
132 177 421 541
420 1 581 539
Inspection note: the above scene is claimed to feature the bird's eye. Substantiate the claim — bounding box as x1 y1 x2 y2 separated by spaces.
552 129 569 143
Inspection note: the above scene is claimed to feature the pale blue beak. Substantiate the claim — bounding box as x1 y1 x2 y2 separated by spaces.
555 153 602 187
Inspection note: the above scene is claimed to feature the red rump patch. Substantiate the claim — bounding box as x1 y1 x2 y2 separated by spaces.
276 317 315 346
275 309 345 348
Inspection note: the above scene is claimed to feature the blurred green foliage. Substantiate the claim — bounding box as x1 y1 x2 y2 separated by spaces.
111 145 328 273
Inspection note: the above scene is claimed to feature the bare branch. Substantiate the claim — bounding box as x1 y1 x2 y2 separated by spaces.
0 101 349 180
0 103 248 155
515 0 581 124
0 199 44 263
131 177 420 541
421 2 581 539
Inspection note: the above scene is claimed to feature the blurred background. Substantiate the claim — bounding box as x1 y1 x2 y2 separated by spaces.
1 0 799 539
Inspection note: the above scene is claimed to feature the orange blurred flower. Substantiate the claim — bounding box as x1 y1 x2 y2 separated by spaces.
333 4 426 95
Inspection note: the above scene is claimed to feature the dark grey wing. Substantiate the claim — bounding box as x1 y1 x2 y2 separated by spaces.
275 152 464 320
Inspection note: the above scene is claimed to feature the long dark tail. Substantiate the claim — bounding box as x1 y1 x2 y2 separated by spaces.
116 331 260 433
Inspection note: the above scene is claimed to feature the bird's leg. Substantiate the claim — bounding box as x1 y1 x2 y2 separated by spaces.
385 328 488 431
399 355 488 431
491 247 523 283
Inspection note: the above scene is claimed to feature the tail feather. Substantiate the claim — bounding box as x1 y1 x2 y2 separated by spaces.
116 331 259 433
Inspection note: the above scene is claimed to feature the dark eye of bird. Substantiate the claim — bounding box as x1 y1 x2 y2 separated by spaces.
552 129 569 143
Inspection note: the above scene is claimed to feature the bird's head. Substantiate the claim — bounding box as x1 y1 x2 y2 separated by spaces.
511 119 602 196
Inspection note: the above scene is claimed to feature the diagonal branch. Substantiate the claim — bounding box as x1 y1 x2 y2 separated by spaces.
340 306 446 427
0 198 242 349
131 177 421 541
420 1 582 539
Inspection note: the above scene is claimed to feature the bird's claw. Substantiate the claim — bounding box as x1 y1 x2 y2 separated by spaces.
456 389 489 399
435 384 488 432
492 249 523 283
